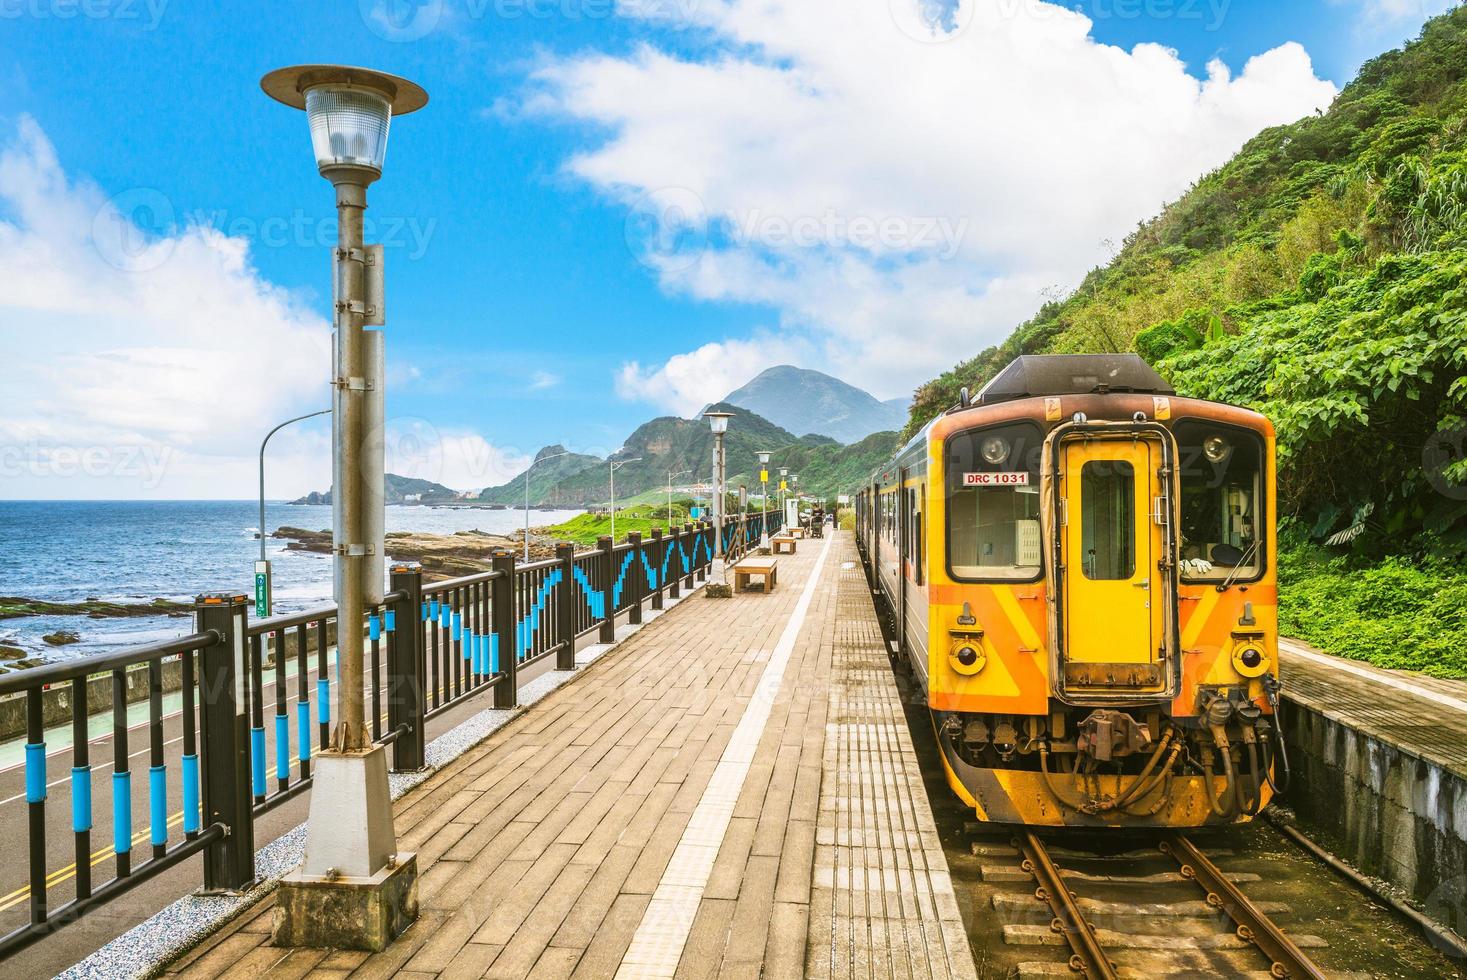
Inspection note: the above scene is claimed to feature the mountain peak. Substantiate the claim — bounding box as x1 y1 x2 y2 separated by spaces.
722 366 908 444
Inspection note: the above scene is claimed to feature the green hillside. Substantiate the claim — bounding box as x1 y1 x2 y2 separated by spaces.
729 430 902 500
476 445 603 505
904 10 1467 676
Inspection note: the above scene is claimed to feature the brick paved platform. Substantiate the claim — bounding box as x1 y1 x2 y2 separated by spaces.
160 532 976 980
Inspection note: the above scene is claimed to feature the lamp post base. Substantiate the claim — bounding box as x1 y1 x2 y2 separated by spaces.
272 745 417 950
273 853 418 951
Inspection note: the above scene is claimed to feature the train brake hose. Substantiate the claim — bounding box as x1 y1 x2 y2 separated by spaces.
1039 742 1095 814
1123 739 1185 815
1111 729 1175 809
1261 675 1292 795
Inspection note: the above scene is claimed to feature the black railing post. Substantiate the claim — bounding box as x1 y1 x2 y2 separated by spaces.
491 550 518 709
667 527 681 600
195 592 254 892
388 564 425 772
698 521 710 582
682 524 696 589
627 531 644 626
555 544 577 670
597 535 616 643
650 528 665 611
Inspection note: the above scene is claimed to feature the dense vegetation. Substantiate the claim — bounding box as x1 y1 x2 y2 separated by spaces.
905 10 1467 676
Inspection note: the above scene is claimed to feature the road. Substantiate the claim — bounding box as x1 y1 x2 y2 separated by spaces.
0 619 581 978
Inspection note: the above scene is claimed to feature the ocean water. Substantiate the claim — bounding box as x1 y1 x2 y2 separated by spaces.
0 500 583 661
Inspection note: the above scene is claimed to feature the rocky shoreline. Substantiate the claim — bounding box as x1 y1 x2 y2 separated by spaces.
274 526 564 579
0 596 192 621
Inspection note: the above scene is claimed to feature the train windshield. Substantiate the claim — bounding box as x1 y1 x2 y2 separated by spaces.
945 422 1044 581
1175 421 1265 582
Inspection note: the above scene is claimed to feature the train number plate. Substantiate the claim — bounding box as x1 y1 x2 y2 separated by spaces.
963 472 1030 487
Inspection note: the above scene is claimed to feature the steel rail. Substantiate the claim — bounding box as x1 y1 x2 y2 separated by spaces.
1015 831 1119 980
1161 833 1329 980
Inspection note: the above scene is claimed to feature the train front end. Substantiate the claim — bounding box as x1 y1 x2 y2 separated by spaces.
923 355 1282 828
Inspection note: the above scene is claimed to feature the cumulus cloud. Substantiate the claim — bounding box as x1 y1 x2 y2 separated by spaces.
617 335 811 416
530 0 1340 402
0 117 505 498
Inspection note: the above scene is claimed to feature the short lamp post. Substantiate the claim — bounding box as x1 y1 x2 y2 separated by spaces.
609 457 642 542
756 451 771 544
704 412 733 561
523 450 569 561
779 466 789 523
261 63 426 952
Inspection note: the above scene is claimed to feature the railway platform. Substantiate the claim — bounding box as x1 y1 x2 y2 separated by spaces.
154 532 978 979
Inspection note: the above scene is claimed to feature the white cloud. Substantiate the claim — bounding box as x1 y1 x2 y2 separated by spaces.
0 117 508 499
617 335 810 416
529 369 562 390
530 0 1340 400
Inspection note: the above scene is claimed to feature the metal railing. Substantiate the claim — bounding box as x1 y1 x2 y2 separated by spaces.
0 515 753 959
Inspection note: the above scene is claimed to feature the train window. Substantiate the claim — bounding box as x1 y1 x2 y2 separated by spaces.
1175 421 1265 582
1080 460 1136 580
945 422 1044 581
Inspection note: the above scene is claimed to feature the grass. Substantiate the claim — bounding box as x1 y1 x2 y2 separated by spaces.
542 504 696 547
1278 546 1467 679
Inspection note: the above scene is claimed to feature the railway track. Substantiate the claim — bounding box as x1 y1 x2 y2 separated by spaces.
967 825 1344 978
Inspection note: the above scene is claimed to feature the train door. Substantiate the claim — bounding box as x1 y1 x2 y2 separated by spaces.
897 470 911 655
1058 436 1169 695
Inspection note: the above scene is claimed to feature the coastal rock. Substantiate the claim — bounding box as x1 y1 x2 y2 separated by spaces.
0 645 25 660
43 630 81 646
0 596 191 621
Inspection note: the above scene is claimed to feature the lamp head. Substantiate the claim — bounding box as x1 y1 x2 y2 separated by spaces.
757 451 771 465
261 64 427 180
703 411 733 435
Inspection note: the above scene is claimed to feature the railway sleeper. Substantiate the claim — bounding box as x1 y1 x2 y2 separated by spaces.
990 891 1291 919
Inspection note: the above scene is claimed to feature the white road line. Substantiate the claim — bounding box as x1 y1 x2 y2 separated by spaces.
615 535 833 980
1281 638 1467 715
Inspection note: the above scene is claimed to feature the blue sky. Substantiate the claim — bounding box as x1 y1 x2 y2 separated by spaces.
0 0 1454 497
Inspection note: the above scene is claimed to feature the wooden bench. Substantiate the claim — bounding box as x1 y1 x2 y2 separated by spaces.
789 526 806 539
771 535 797 555
732 556 778 593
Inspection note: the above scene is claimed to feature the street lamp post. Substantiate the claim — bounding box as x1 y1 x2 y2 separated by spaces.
779 466 788 525
256 408 331 618
262 63 426 950
609 457 642 542
756 451 770 544
523 450 569 561
703 412 733 560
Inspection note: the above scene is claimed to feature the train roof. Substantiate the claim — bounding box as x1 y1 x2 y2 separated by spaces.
975 354 1174 404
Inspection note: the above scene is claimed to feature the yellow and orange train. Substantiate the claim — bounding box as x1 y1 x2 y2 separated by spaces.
856 354 1286 828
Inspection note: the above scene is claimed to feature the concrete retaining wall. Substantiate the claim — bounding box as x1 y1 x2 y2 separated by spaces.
1283 695 1467 939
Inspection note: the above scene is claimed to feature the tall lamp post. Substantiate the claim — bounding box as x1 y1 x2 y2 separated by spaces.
262 63 426 950
779 466 789 524
257 408 330 618
609 456 642 542
703 412 733 560
667 468 690 528
523 449 569 561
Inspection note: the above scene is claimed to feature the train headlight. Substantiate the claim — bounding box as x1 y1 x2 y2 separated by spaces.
980 436 1011 465
948 641 986 676
1231 644 1269 678
1203 435 1231 462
